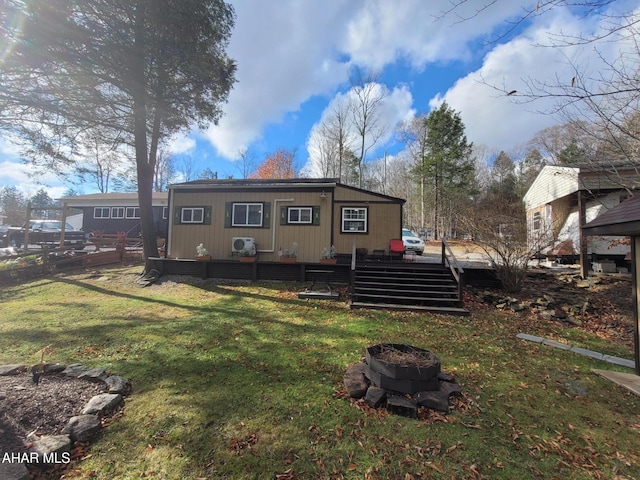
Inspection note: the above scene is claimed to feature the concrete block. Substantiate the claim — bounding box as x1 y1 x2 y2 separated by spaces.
516 333 544 343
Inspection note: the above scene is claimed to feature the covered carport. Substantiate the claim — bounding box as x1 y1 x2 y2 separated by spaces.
582 195 640 376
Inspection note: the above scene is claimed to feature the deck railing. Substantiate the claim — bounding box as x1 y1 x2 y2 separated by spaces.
441 237 465 300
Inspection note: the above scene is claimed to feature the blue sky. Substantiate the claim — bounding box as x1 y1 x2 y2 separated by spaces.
1 0 637 197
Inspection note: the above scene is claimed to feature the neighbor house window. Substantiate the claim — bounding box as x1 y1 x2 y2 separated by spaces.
111 207 125 219
162 207 168 219
532 212 541 231
288 207 312 224
126 207 140 219
341 207 368 233
232 203 263 226
94 207 110 219
181 207 205 224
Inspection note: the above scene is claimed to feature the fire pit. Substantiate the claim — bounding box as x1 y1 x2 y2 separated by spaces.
343 343 461 417
366 343 440 394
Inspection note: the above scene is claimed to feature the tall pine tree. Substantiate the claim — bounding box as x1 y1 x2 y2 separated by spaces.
415 102 474 239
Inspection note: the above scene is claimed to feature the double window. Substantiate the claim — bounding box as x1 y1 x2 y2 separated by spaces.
232 203 263 226
341 207 368 233
181 207 205 224
126 207 140 219
111 207 125 219
94 207 110 219
288 207 312 224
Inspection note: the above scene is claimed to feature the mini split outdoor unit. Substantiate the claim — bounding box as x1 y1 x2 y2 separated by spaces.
232 237 256 253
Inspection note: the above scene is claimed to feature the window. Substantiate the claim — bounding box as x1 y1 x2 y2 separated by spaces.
288 207 312 224
181 207 205 224
111 207 125 219
162 207 168 219
341 207 368 233
232 203 263 226
94 207 110 219
532 212 541 231
126 207 140 219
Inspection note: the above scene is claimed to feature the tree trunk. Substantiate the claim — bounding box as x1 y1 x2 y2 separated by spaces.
133 3 158 271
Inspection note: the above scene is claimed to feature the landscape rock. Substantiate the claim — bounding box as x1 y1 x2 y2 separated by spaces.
0 364 25 375
105 375 131 394
0 462 31 480
415 390 450 412
62 415 102 442
62 364 92 378
78 368 109 383
386 395 418 418
364 386 386 408
29 435 71 464
343 363 370 399
81 393 123 415
439 381 463 397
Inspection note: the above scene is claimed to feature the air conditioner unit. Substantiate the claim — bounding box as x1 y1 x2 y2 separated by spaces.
232 237 256 253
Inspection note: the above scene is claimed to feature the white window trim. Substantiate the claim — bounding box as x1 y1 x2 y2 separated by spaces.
94 207 110 219
287 207 312 224
162 207 168 219
111 207 125 219
125 207 140 219
341 207 367 233
232 203 263 227
181 207 205 224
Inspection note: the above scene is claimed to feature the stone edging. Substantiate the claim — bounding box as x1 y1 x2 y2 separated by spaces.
0 363 131 480
516 333 635 369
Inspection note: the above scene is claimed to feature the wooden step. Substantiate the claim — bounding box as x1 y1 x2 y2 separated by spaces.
354 280 457 289
352 292 460 304
354 286 459 297
350 301 470 316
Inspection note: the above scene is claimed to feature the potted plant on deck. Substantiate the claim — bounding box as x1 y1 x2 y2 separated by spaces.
320 245 337 265
195 243 211 261
237 243 257 262
279 242 298 263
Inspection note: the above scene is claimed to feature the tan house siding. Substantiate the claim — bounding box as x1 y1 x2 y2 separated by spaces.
167 180 404 262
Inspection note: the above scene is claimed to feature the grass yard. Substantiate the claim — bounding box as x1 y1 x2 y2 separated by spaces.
1 264 639 479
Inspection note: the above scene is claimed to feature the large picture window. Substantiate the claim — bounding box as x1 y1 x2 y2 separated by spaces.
181 207 205 224
341 207 368 233
232 203 263 226
288 207 312 224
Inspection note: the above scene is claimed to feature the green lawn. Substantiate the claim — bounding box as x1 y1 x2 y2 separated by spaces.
1 264 639 479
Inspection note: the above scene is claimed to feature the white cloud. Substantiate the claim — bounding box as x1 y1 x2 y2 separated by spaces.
167 134 196 155
430 7 621 151
205 0 532 159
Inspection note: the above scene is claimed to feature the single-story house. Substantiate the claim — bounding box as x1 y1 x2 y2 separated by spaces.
166 178 405 263
523 164 637 262
583 194 640 374
57 192 169 238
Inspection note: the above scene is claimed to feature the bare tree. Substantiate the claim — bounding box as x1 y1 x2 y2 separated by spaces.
309 97 353 181
235 148 257 179
349 72 389 188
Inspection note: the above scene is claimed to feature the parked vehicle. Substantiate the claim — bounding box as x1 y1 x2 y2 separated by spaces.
4 220 87 249
402 228 425 255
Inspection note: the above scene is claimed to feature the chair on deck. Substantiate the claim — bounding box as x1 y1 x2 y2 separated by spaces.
389 239 405 261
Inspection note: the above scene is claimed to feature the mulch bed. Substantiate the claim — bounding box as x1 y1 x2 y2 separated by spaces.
0 372 109 479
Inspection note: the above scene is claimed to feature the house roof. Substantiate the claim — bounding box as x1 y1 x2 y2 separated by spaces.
582 194 640 237
169 178 406 203
523 163 640 211
57 192 168 206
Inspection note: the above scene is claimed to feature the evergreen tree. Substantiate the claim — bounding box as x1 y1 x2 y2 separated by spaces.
414 102 474 239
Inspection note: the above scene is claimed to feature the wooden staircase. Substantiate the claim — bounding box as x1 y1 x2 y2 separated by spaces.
350 261 469 316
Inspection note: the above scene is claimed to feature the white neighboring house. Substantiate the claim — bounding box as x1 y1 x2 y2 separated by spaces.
523 165 635 260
